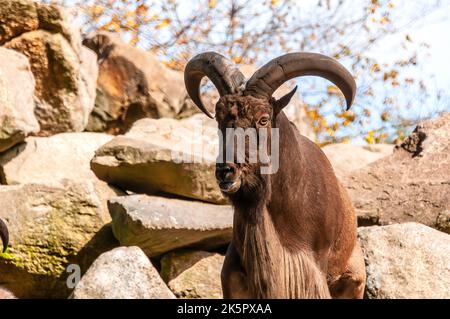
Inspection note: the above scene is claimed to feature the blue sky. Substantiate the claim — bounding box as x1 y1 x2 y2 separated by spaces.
370 2 450 92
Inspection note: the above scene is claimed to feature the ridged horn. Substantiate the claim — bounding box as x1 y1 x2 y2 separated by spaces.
184 52 246 118
0 218 8 253
244 52 356 110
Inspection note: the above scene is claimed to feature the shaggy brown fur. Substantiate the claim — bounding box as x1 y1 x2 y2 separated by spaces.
217 95 366 299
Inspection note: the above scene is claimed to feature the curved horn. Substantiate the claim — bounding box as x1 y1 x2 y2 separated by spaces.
244 52 356 110
184 52 246 118
0 218 8 253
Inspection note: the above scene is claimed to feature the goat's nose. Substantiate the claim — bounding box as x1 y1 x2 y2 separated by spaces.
216 163 236 181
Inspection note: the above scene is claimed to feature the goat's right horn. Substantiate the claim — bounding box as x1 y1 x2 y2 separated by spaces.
244 52 356 110
184 52 246 118
0 218 8 253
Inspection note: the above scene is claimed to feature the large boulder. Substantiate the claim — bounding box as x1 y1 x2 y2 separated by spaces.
344 113 450 231
322 143 393 179
0 132 123 212
71 246 175 299
108 195 233 257
83 32 187 133
0 0 39 44
1 1 97 136
0 0 81 50
358 223 450 299
0 182 119 298
4 30 97 135
91 117 226 204
0 47 39 152
0 132 112 184
160 250 224 299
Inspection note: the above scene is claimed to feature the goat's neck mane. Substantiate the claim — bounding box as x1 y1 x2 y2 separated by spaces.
231 111 305 217
230 111 330 298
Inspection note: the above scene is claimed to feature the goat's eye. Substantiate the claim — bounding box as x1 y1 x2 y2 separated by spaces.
258 116 270 126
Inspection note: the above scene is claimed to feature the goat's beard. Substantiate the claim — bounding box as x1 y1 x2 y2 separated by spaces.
227 164 271 217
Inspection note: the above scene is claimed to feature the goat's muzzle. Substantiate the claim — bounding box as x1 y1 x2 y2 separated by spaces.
216 163 241 194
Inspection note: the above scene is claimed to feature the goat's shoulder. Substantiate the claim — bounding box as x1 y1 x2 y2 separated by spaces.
297 134 334 172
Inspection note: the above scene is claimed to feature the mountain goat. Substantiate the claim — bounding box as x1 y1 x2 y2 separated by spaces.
184 52 366 298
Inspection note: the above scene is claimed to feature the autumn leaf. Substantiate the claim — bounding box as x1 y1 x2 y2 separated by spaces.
208 0 217 9
136 4 148 16
233 56 243 64
379 16 390 24
155 18 171 29
327 85 340 95
370 63 380 73
365 130 375 144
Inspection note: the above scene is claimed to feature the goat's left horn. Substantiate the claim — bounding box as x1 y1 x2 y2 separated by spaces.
0 218 9 253
244 52 356 110
184 52 246 118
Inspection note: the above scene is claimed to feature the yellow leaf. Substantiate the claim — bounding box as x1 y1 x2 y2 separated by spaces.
136 4 148 16
327 85 340 95
233 56 242 64
370 63 380 73
155 18 171 29
90 5 104 16
326 128 335 137
208 0 217 8
380 16 390 25
271 0 279 7
125 19 138 30
365 131 375 144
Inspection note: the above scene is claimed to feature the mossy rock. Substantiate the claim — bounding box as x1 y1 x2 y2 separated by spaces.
0 182 119 298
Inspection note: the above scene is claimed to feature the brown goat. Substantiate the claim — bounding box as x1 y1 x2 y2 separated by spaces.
184 52 366 298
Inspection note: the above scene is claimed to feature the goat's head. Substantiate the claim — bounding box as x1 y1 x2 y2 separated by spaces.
184 52 355 198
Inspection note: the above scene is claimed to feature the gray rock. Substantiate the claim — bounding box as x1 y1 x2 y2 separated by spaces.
358 223 450 299
0 132 112 184
108 195 233 257
160 249 224 299
71 246 175 299
0 132 123 213
344 113 450 231
0 47 39 152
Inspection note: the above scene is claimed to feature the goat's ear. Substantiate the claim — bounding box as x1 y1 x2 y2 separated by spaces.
273 86 297 115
